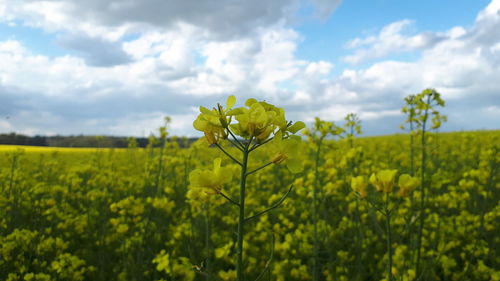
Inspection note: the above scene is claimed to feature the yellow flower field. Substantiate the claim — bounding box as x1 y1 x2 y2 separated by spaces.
0 95 498 281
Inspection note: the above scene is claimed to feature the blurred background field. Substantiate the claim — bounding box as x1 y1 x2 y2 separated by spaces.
0 130 498 281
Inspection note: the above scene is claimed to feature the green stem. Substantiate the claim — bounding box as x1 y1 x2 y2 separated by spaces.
236 139 251 281
219 191 240 207
246 162 273 176
228 129 245 150
349 125 354 148
385 192 393 281
8 152 18 199
415 94 430 279
312 138 323 281
155 141 165 194
409 118 415 176
244 185 293 223
205 202 212 281
249 137 274 153
215 143 242 166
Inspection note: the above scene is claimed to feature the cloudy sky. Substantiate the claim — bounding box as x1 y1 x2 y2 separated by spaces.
1 0 499 137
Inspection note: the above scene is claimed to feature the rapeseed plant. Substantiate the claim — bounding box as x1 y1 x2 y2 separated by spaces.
191 95 304 281
405 88 446 279
303 117 344 281
352 170 419 281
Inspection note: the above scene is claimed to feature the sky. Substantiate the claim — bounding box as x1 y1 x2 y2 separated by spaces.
0 0 499 137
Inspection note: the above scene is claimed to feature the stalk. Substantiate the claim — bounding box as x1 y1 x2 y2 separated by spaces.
312 137 323 281
8 152 18 198
205 202 212 281
410 118 414 176
385 193 393 281
236 140 250 281
349 124 354 149
7 153 18 231
155 141 165 194
415 94 431 278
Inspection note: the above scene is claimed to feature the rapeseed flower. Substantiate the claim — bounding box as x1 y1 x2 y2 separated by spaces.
193 95 237 144
397 174 419 197
269 131 303 173
351 176 368 198
370 169 398 193
189 158 233 194
230 100 278 140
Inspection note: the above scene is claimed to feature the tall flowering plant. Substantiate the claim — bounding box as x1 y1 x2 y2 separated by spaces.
190 96 305 280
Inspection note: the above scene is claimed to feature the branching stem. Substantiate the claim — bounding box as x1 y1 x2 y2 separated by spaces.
219 191 240 207
244 185 293 223
246 162 273 176
215 143 242 166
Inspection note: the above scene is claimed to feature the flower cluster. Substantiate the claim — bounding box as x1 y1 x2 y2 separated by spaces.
351 169 419 198
193 96 305 144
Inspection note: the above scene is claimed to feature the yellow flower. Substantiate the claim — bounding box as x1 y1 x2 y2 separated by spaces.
189 158 233 194
230 100 277 140
351 176 368 198
193 95 236 144
269 131 303 173
370 169 398 193
397 174 419 197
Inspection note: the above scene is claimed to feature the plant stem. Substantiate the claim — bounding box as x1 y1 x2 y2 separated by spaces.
228 129 245 150
219 191 240 207
415 94 430 278
246 162 273 176
385 192 393 281
205 202 212 281
410 118 415 176
155 140 165 194
312 138 323 281
215 143 242 166
244 185 293 223
249 137 274 152
236 140 250 281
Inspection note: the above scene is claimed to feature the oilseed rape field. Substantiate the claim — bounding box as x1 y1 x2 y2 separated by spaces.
1 91 499 281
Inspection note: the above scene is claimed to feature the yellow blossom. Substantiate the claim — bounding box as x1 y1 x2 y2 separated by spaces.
397 174 419 197
189 158 233 194
351 176 368 198
269 131 303 173
370 169 398 193
193 95 236 144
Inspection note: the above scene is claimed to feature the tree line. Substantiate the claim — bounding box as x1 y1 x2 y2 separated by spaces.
0 132 196 148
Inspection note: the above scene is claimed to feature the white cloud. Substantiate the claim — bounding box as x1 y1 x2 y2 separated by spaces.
0 119 12 131
316 0 500 133
0 23 322 136
343 19 447 64
304 61 334 77
1 0 499 137
0 40 27 54
1 0 340 40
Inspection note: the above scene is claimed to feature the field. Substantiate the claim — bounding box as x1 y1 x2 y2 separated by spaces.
0 128 498 281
